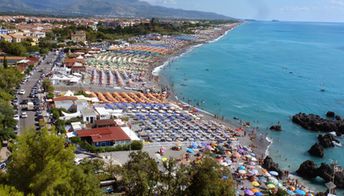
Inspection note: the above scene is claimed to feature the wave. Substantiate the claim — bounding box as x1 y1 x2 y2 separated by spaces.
265 136 273 156
152 43 203 76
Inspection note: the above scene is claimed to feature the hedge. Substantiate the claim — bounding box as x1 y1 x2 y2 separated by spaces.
73 139 143 153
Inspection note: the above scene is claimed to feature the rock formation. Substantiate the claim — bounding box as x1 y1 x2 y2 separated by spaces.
297 160 344 188
292 112 344 136
308 143 324 158
270 125 282 131
262 156 283 178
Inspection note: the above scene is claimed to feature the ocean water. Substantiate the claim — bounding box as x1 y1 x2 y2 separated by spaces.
162 21 344 191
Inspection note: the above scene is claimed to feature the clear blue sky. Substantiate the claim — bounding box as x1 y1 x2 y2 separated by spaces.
142 0 344 22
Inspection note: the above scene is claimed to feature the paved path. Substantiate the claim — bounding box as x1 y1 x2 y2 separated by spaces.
18 52 58 133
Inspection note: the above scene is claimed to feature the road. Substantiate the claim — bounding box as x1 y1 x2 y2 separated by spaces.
17 52 57 134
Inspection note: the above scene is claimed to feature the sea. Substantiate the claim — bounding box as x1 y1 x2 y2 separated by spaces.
161 21 344 191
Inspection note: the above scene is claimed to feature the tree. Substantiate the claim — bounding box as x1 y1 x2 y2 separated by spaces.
3 56 8 69
121 151 160 196
158 159 191 196
7 128 101 195
42 78 54 93
0 185 24 196
0 100 16 142
186 157 236 196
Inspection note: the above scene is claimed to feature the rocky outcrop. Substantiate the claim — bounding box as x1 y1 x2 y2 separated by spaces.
292 112 344 135
296 160 319 179
308 143 324 158
297 160 344 188
270 125 282 131
326 111 335 118
262 156 283 178
317 134 339 148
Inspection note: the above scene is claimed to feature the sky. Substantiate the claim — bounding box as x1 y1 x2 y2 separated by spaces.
142 0 344 22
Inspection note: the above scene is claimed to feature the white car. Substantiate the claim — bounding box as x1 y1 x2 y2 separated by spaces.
21 112 28 118
13 114 19 121
18 89 26 95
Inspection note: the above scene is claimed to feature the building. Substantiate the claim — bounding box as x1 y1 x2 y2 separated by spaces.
94 119 117 128
53 96 78 111
77 127 131 147
0 34 13 42
9 33 26 43
71 31 86 43
80 107 97 124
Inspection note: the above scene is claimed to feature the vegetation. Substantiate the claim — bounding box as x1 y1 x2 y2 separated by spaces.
1 128 102 195
2 56 7 68
41 19 229 44
116 151 236 195
76 140 143 153
0 67 23 142
0 40 40 56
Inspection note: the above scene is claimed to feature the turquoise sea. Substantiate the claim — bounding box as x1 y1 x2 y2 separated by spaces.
161 21 344 191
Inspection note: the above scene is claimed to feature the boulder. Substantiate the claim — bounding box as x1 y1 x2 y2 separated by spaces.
317 134 339 148
308 143 324 158
262 156 283 178
270 125 282 131
326 111 335 118
296 160 318 179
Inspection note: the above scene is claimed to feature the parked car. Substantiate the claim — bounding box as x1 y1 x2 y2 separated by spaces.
18 89 26 95
21 112 28 118
13 114 19 121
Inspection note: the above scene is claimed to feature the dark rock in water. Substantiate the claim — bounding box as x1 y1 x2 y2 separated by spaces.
262 156 283 178
296 160 318 179
326 111 335 118
296 160 344 188
292 112 344 135
270 125 282 131
308 143 324 158
335 115 341 121
317 134 339 148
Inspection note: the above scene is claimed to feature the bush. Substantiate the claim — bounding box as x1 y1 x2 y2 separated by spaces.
130 140 143 150
70 137 81 144
78 140 143 153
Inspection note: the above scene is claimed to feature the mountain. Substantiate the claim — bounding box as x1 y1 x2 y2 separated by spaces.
0 0 233 20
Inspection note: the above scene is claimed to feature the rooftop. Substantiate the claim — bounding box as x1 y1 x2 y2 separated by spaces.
77 127 131 142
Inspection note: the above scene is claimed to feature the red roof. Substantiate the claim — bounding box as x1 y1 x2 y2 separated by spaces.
77 127 130 143
53 96 78 101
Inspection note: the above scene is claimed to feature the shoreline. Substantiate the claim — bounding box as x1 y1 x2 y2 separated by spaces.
150 22 272 158
146 23 319 193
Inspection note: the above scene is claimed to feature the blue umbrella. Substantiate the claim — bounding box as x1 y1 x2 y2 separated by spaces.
294 189 306 195
186 148 194 154
254 192 263 196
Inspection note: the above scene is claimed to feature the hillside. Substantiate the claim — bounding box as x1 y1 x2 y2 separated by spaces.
0 0 233 20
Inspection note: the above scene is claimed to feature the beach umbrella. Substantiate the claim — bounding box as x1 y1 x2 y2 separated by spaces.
238 170 247 175
251 181 260 187
250 169 259 176
268 177 279 185
186 148 195 154
294 190 306 195
287 190 296 195
161 157 168 162
254 192 263 196
238 165 246 170
269 171 279 176
251 188 259 193
244 189 254 196
267 184 276 189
